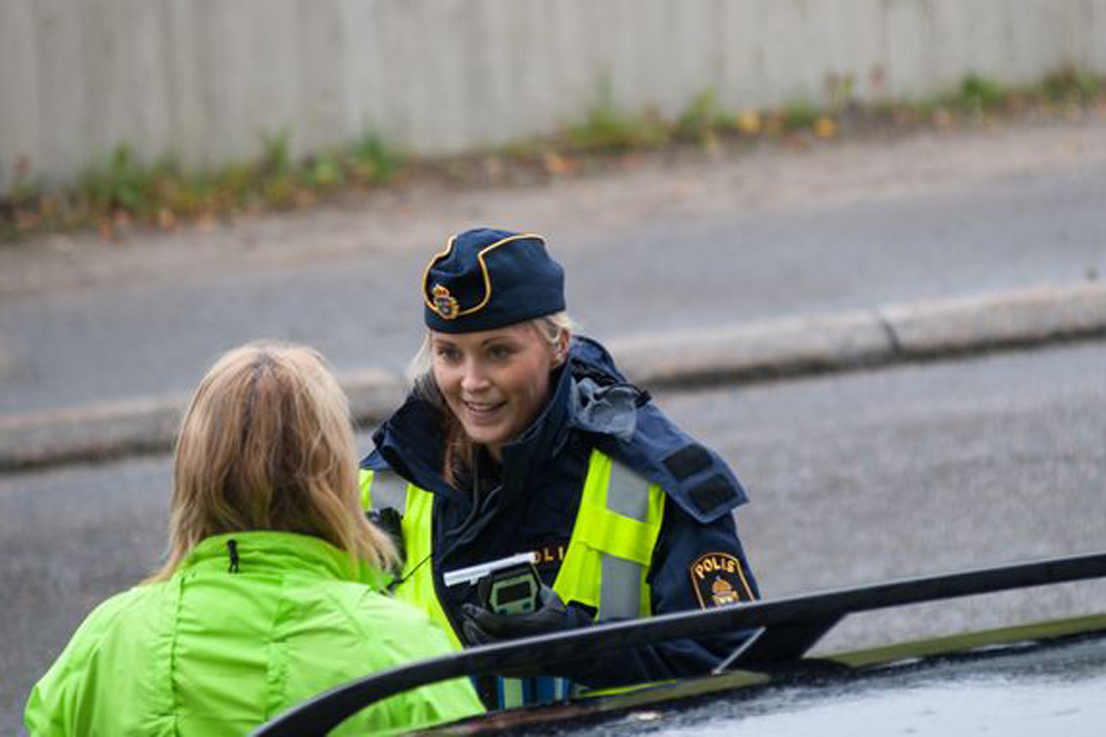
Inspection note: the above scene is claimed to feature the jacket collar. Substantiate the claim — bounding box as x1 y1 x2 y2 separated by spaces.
178 531 390 589
367 394 460 500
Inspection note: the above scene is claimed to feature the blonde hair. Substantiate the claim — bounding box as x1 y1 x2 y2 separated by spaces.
409 312 576 485
151 341 396 581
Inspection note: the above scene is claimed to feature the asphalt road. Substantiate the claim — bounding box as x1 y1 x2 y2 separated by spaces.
661 341 1106 653
2 119 1105 414
3 340 1104 733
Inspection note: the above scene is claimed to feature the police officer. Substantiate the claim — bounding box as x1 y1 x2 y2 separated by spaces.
361 228 759 707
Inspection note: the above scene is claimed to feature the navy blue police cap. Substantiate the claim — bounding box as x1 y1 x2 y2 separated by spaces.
423 228 566 333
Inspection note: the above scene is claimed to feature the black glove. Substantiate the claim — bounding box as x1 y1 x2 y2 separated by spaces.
460 586 594 646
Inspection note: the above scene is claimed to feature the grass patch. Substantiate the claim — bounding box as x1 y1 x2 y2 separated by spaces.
567 103 669 153
780 100 820 131
351 133 400 185
1041 66 1101 103
566 79 669 153
955 74 1007 112
2 130 406 239
674 91 723 146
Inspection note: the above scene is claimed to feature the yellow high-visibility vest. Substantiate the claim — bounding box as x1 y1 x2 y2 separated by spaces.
360 449 666 648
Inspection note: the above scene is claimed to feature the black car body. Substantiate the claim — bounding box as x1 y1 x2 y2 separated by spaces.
252 551 1106 736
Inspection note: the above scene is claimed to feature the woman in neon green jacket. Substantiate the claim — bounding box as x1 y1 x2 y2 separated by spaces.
25 342 484 736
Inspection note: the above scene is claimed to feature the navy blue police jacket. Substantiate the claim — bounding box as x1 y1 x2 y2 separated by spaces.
362 336 759 688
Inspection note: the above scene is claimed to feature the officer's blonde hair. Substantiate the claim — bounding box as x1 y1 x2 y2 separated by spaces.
152 341 397 581
409 312 575 485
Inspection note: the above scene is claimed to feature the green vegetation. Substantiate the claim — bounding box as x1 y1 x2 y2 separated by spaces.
954 74 1006 111
3 68 1104 242
780 100 820 131
1 130 406 240
567 84 669 152
674 91 723 146
1041 67 1101 102
351 133 400 184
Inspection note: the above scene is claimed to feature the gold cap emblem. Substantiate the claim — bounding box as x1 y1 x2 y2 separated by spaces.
432 284 460 319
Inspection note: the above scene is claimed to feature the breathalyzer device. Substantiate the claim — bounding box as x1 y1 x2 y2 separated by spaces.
443 551 542 615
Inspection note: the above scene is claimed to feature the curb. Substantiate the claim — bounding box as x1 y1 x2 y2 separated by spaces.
2 282 1104 473
609 282 1106 388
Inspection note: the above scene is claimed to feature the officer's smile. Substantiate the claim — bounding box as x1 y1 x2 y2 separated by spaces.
461 399 508 423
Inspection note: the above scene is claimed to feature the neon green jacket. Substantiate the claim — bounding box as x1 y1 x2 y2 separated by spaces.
24 531 484 736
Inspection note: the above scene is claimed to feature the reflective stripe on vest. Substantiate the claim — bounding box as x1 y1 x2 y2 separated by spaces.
553 449 665 620
359 451 665 642
359 469 462 649
360 468 408 514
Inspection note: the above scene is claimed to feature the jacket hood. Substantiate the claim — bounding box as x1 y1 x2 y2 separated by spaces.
567 337 750 524
366 391 458 499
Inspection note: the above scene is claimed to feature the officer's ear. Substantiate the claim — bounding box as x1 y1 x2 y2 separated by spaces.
552 329 571 368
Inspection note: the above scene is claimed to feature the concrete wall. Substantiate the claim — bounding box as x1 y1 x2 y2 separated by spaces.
1 0 1104 191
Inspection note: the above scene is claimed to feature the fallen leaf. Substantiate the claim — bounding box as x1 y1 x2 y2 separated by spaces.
814 117 837 139
542 151 571 175
736 110 761 134
158 208 176 230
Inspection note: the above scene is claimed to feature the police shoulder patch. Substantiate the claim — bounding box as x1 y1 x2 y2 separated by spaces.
689 552 753 609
